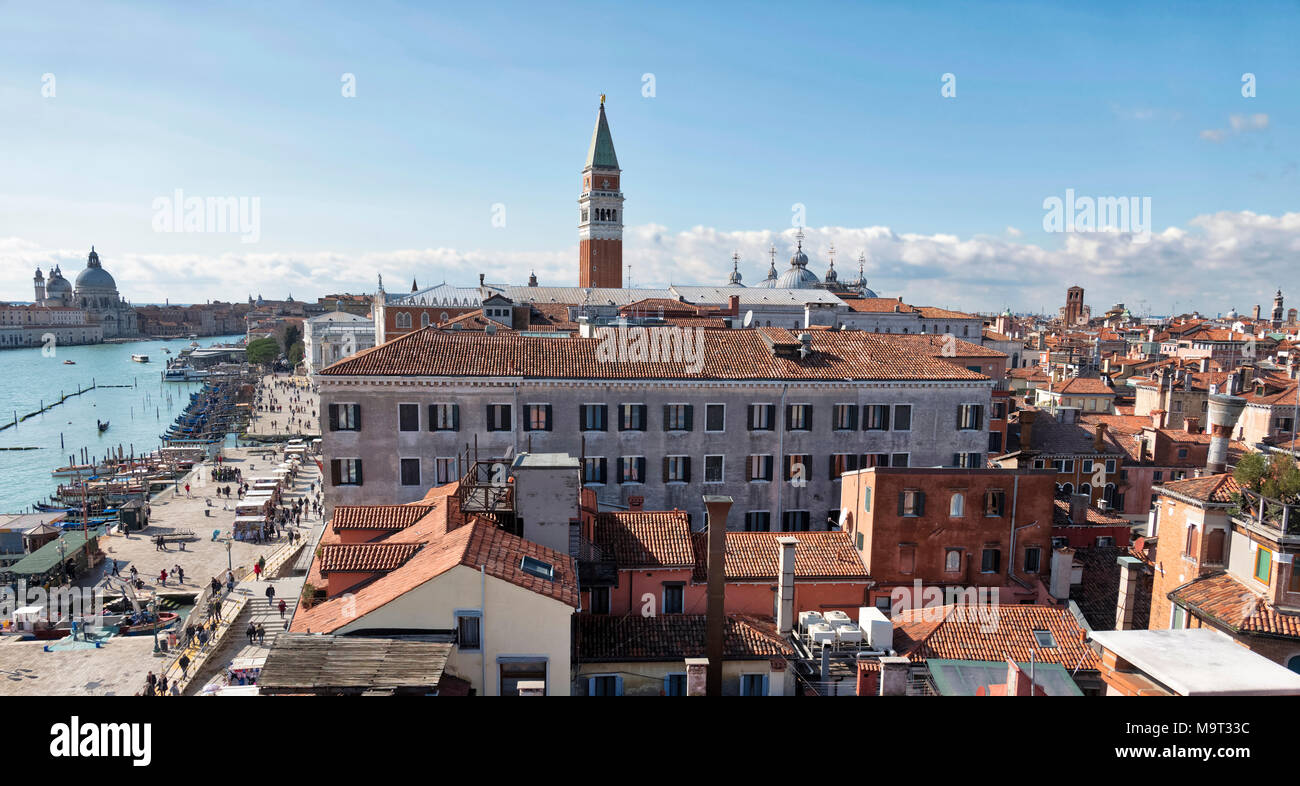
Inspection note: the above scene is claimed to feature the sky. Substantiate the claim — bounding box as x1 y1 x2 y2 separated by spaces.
1 1 1297 315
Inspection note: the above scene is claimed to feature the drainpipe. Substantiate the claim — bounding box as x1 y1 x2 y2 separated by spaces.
776 384 788 521
480 564 487 696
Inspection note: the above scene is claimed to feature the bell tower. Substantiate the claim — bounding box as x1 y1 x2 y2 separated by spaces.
579 95 623 288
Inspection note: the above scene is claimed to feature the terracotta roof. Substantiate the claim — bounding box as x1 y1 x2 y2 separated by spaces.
319 327 992 382
1069 546 1153 631
437 310 516 332
844 297 917 314
575 613 795 661
893 604 1099 669
332 505 435 530
1156 474 1241 504
1045 377 1114 396
1052 499 1131 527
689 531 869 582
915 306 978 320
592 511 694 569
319 543 422 573
1170 572 1300 638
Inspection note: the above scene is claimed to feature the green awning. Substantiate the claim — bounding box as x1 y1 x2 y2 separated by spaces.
926 658 1083 696
5 528 103 577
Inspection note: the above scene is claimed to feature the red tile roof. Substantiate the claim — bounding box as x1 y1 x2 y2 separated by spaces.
575 613 795 661
893 604 1099 669
1044 377 1115 396
1156 474 1241 504
1169 572 1300 638
332 505 435 530
593 511 695 569
319 543 422 573
319 327 992 382
690 531 869 582
1052 499 1130 526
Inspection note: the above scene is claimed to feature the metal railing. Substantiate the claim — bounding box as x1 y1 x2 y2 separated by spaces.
1231 488 1300 539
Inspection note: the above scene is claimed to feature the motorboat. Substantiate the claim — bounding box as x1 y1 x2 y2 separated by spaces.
131 354 149 363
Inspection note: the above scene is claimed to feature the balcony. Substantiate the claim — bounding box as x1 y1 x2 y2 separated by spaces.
457 460 514 514
1230 488 1300 544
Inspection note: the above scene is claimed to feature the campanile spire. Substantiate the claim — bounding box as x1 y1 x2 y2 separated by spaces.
579 97 624 288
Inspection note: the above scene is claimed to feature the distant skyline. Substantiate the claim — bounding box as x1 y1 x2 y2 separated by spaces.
2 1 1298 313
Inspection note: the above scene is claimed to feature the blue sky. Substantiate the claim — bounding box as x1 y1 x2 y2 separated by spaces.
1 1 1297 312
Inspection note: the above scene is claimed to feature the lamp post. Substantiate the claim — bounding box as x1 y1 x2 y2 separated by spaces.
226 538 232 574
151 597 160 653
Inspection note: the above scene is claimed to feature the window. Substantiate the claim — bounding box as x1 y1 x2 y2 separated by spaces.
988 431 1003 453
949 493 965 517
435 457 458 485
1205 529 1226 565
786 404 812 431
429 403 459 431
981 548 1001 573
893 404 912 431
1183 525 1198 558
662 584 685 614
1170 605 1186 630
1032 630 1057 648
954 452 983 468
1255 546 1273 584
663 404 694 431
526 404 553 431
863 453 890 469
1177 448 1188 459
891 453 910 468
1153 471 1163 482
1081 459 1094 474
704 455 725 484
420 312 430 327
398 403 420 432
863 404 890 431
705 404 726 432
1024 547 1042 573
900 489 925 517
619 404 647 431
664 456 691 483
395 311 411 329
456 612 481 651
328 403 361 431
748 404 775 431
1105 459 1117 474
830 453 859 480
739 674 769 696
832 404 858 430
781 511 811 531
744 511 771 531
618 456 646 484
664 674 687 696
589 587 610 615
587 675 621 696
746 455 773 482
899 545 916 574
784 454 811 484
580 404 608 431
499 659 547 696
399 458 421 487
520 556 555 581
486 404 512 432
863 487 872 512
1032 459 1046 469
944 549 962 573
330 458 362 486
583 457 608 485
827 509 841 530
958 404 984 430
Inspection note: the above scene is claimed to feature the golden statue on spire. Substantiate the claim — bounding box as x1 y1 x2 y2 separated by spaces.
600 93 606 105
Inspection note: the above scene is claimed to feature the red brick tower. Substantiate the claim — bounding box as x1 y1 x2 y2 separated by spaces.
578 96 623 288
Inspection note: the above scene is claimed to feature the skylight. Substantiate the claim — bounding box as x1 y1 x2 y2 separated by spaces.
1032 630 1057 648
520 555 555 582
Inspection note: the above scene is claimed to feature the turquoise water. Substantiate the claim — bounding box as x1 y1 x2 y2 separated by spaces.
0 335 244 513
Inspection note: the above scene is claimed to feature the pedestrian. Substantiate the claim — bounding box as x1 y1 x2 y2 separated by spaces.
185 483 191 498
159 569 168 587
177 566 185 584
265 585 275 604
146 671 157 692
246 621 256 645
256 623 265 645
278 599 287 618
211 577 221 595
178 653 190 678
158 675 168 695
111 559 121 577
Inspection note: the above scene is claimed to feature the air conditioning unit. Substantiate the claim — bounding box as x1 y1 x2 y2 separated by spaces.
798 611 826 630
806 623 836 646
834 623 864 644
859 606 893 651
823 610 853 628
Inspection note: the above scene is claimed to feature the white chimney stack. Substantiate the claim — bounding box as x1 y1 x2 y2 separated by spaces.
776 536 797 636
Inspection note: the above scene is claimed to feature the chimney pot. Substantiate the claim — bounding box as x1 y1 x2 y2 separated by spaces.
1069 493 1089 525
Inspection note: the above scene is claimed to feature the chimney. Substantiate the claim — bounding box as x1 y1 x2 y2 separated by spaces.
627 495 644 512
1049 546 1075 601
1184 416 1200 434
684 658 709 697
702 495 733 697
1151 409 1167 429
1199 357 1209 373
798 332 812 359
1205 393 1247 474
1093 422 1107 451
878 656 911 696
1018 409 1037 451
776 537 797 637
1115 556 1143 631
478 273 485 287
1069 493 1089 525
728 295 740 316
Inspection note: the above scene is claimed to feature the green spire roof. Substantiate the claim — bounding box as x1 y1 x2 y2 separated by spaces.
585 101 619 170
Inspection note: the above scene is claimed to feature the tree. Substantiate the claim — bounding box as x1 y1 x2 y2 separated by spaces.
1234 452 1268 493
283 324 302 352
288 341 305 366
246 337 279 365
1262 453 1300 502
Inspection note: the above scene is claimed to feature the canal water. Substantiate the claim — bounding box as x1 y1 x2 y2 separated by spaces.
0 335 244 513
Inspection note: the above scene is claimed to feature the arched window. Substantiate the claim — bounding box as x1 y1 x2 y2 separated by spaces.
944 550 961 572
1061 483 1074 496
950 493 964 517
1104 483 1117 505
1080 483 1092 498
1287 655 1300 675
420 312 430 327
395 312 411 329
440 312 449 323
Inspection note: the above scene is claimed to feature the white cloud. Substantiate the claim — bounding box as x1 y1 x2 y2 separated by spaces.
1202 113 1270 143
1004 226 1023 238
4 209 1299 315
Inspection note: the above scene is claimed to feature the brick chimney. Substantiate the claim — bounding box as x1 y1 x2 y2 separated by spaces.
702 495 733 697
627 495 644 512
1184 417 1200 434
1151 409 1167 429
728 295 740 316
1093 422 1108 451
1115 556 1143 630
1018 409 1037 451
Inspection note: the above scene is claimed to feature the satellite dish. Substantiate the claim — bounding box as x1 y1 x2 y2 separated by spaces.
743 310 754 328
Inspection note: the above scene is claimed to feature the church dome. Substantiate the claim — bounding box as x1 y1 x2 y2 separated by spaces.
776 266 821 289
75 247 117 291
47 267 72 295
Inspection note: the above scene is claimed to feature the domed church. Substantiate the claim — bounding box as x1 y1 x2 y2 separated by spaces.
35 247 138 338
748 230 879 297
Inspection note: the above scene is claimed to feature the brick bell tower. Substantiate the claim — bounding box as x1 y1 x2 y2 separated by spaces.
579 95 623 288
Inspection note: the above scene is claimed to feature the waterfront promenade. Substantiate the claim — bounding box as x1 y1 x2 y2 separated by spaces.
246 373 319 437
